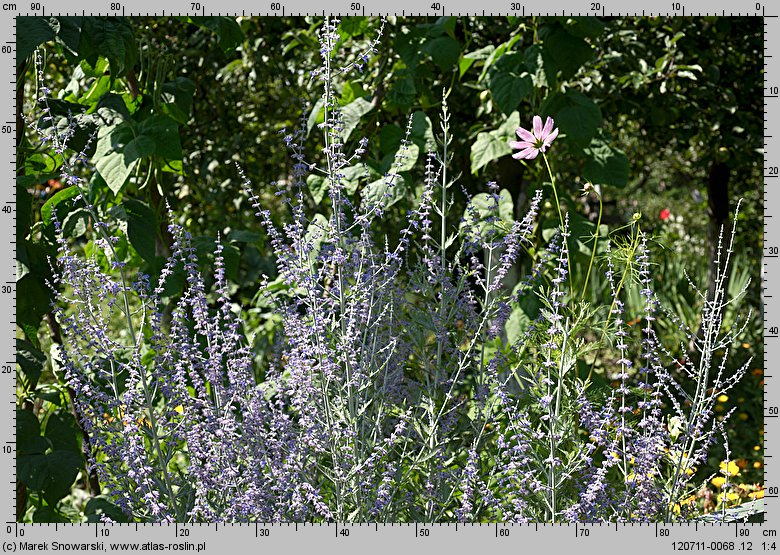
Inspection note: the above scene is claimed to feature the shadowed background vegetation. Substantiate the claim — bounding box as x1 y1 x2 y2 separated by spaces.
16 15 762 521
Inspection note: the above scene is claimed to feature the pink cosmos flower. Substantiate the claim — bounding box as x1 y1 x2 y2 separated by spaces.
510 115 559 160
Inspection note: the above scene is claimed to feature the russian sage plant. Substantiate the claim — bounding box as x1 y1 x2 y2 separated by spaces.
31 17 754 523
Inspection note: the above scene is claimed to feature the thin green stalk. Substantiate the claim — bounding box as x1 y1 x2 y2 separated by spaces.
581 188 603 300
585 222 642 383
542 152 573 297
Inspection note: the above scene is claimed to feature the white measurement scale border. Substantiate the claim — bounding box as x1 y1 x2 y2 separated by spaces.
6 4 774 553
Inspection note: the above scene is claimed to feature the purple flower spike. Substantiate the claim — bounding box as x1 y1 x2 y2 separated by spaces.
510 115 559 160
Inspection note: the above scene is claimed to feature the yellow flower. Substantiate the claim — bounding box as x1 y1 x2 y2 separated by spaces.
174 405 184 414
720 460 740 477
717 491 740 503
711 476 726 489
717 394 729 403
753 461 763 469
671 495 697 515
750 489 765 500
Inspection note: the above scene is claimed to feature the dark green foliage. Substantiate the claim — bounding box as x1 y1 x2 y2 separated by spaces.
16 15 763 522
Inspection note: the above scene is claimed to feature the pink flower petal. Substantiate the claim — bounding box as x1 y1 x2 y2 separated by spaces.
512 151 528 160
533 115 543 138
509 140 534 150
516 146 538 159
542 127 559 147
516 127 535 142
542 117 554 137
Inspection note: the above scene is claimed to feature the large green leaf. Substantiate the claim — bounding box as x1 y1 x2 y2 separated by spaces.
387 75 417 110
543 25 594 79
16 409 48 455
17 17 56 64
506 293 544 344
17 184 32 239
109 200 157 263
471 132 511 174
40 186 81 228
18 454 48 491
161 77 196 124
553 91 602 151
16 274 52 335
470 112 521 174
410 111 435 151
424 36 461 71
340 97 374 143
42 450 82 505
362 174 408 209
93 123 139 195
138 115 182 162
55 16 84 54
461 188 514 238
379 124 404 155
17 339 45 388
85 497 131 523
554 16 605 39
44 412 81 454
488 53 533 115
583 139 630 188
78 17 137 76
339 16 369 37
186 17 244 53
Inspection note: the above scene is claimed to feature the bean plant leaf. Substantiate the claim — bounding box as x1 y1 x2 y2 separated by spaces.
340 97 374 142
16 409 49 455
42 450 82 505
387 75 416 110
410 111 435 151
186 17 244 53
423 36 461 71
339 16 369 37
55 16 84 54
16 184 32 241
161 77 196 124
123 199 158 263
487 53 533 115
85 497 131 523
17 17 57 64
17 274 52 337
138 115 182 163
461 188 514 238
306 98 325 137
307 174 327 205
554 16 606 39
78 17 137 76
93 123 139 195
18 454 49 491
583 139 630 188
39 190 86 231
471 132 511 174
44 412 81 454
460 45 494 78
362 174 408 209
379 124 404 155
552 90 602 150
17 338 45 388
543 25 594 79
